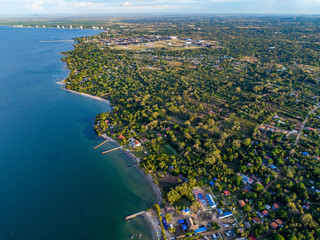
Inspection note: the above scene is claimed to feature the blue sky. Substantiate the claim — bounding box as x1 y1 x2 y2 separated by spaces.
0 0 320 15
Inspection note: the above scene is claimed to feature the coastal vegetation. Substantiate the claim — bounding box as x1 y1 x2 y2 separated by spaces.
61 16 320 239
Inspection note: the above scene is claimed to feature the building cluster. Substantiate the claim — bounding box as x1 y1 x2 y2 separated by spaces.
103 35 171 46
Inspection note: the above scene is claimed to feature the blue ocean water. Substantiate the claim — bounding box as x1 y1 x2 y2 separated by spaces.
0 26 155 240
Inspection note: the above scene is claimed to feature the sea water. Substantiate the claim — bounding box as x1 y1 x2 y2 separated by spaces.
0 26 155 240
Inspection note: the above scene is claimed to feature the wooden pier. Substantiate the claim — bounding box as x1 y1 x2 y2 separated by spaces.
124 211 145 220
101 146 122 154
39 40 74 43
93 139 109 149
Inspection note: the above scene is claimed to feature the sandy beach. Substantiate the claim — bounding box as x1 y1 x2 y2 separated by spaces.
56 80 111 105
63 87 111 105
142 211 162 240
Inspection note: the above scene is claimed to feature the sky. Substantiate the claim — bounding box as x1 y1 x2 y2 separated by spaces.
0 0 320 15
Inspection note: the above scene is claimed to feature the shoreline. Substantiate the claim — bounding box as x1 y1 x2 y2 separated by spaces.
59 50 162 240
142 211 161 240
100 133 163 206
56 79 111 105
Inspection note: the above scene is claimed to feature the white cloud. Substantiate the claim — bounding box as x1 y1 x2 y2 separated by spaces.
73 1 96 8
0 0 320 14
24 1 43 11
123 1 131 6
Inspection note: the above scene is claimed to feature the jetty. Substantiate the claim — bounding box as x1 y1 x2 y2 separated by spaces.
102 146 122 154
93 139 108 149
39 40 74 43
124 211 145 220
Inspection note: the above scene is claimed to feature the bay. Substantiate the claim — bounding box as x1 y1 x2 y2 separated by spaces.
0 26 155 240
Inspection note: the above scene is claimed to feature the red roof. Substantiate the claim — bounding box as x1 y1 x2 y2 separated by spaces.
223 190 231 196
134 140 140 144
239 200 246 207
270 222 278 229
275 219 283 226
118 135 125 140
273 203 279 209
262 210 268 215
253 217 261 223
248 235 256 240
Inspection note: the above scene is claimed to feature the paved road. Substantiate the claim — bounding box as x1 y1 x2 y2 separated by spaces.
294 105 320 145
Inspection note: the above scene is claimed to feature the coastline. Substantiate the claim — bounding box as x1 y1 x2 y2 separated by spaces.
60 85 111 105
100 134 163 205
59 50 162 240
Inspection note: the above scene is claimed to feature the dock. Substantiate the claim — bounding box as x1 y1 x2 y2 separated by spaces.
39 40 74 43
101 146 122 154
124 211 145 220
93 139 109 149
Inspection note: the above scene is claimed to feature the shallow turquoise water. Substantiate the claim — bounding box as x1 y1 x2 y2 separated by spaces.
0 26 155 240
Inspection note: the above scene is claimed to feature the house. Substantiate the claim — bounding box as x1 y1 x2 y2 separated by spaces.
118 134 125 140
164 206 175 214
272 203 280 210
244 221 252 229
270 222 279 229
218 211 233 219
223 190 231 196
134 140 141 147
248 178 254 184
185 217 198 230
265 204 271 210
252 217 262 224
305 127 316 131
275 219 283 227
262 210 269 217
181 208 190 215
242 185 253 193
238 200 246 207
212 233 222 239
178 219 187 231
248 235 256 240
303 202 311 210
194 227 207 234
206 194 217 208
302 152 309 156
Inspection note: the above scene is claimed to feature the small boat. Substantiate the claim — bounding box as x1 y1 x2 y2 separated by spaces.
130 235 134 239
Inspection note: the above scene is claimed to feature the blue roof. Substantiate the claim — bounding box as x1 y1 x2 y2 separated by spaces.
182 224 187 230
178 219 185 224
218 209 223 214
213 178 217 180
302 152 309 156
209 181 215 186
195 227 207 234
223 211 233 216
198 193 204 199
